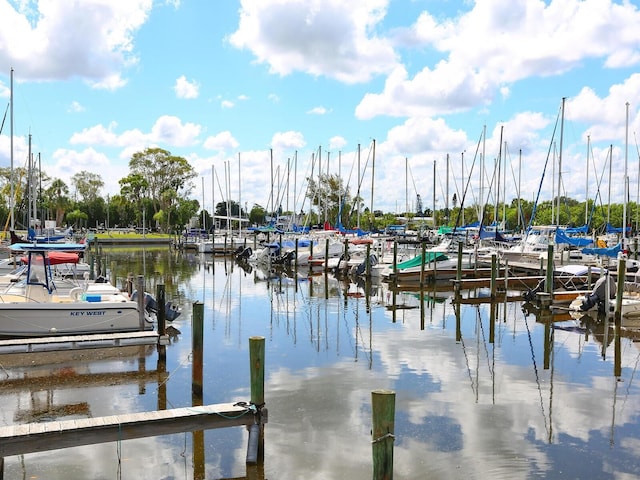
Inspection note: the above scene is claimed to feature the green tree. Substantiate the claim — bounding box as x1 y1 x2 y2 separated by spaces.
71 171 104 203
249 204 266 225
127 148 197 231
43 179 71 226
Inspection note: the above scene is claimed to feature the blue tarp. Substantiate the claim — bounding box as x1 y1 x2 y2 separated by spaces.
605 223 631 234
478 226 513 243
562 224 589 234
581 242 622 258
555 229 593 247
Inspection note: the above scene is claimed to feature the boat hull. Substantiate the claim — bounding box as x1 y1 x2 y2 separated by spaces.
0 301 152 337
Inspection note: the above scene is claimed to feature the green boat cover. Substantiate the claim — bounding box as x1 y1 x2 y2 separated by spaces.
393 251 449 270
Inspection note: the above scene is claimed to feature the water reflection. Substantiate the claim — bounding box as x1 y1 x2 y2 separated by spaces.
2 248 640 479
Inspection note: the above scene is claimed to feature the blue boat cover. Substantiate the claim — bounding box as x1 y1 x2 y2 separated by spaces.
555 229 593 246
581 242 622 258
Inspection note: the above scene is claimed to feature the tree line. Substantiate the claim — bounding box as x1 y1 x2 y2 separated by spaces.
0 152 635 235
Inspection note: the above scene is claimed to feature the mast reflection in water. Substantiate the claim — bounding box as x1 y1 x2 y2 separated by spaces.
1 247 640 479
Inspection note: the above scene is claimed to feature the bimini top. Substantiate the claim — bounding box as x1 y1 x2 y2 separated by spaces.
9 242 87 252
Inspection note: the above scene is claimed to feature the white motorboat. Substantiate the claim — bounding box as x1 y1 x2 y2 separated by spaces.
0 243 156 337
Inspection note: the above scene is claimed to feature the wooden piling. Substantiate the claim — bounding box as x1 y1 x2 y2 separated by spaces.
366 243 371 277
545 245 554 296
372 389 395 480
110 261 117 287
136 275 145 330
249 336 265 406
615 257 625 320
490 254 497 299
392 241 398 277
456 241 463 283
325 238 330 273
156 284 166 337
247 336 265 465
192 301 204 397
420 242 426 287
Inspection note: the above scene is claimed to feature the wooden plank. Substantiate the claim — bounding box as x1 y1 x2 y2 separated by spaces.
0 370 167 393
0 403 265 457
0 331 159 353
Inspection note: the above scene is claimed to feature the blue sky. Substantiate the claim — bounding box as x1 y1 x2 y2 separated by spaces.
1 0 640 220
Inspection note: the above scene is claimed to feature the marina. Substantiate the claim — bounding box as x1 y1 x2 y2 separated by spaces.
1 246 640 478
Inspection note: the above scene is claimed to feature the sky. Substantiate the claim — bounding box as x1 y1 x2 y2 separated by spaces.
1 0 640 223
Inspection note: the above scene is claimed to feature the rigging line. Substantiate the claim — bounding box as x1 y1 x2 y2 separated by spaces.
0 102 8 135
620 341 640 416
506 145 527 230
523 312 550 438
347 140 374 221
548 325 555 444
526 101 562 233
476 306 494 381
588 144 611 234
459 333 477 396
451 129 484 231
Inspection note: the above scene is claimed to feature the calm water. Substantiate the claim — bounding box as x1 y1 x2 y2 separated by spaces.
2 246 640 479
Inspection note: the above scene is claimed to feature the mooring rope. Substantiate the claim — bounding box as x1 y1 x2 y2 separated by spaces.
371 432 395 444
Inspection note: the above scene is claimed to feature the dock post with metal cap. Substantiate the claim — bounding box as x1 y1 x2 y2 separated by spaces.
247 336 266 465
372 389 395 480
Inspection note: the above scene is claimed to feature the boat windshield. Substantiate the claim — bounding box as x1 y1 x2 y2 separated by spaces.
26 251 53 292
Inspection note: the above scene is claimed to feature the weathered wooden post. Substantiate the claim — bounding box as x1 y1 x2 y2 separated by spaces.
110 261 117 288
156 284 166 337
156 283 167 362
545 244 554 296
615 257 625 320
247 336 265 465
325 238 330 273
456 241 463 283
136 275 146 331
126 272 134 296
192 304 205 480
295 238 299 275
372 389 395 480
420 242 426 287
343 238 350 274
490 254 497 300
366 242 372 277
192 302 204 397
392 241 398 277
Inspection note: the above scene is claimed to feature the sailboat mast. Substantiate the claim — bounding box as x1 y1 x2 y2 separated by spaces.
518 149 522 230
357 144 361 229
211 164 216 233
557 97 566 225
370 139 375 223
624 102 629 248
9 68 14 231
502 140 507 227
201 176 206 232
445 153 449 222
607 144 612 225
433 159 436 228
585 136 590 225
405 157 408 217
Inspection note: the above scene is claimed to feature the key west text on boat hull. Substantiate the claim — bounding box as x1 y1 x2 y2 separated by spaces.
0 298 152 337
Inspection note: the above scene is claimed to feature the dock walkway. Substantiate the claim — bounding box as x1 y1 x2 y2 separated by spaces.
0 403 264 457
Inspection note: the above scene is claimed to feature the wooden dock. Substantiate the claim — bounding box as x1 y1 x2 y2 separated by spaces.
0 403 266 457
0 331 164 354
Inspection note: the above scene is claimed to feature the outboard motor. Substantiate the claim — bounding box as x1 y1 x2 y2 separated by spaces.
131 291 159 314
236 247 253 261
523 278 546 302
579 274 616 312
